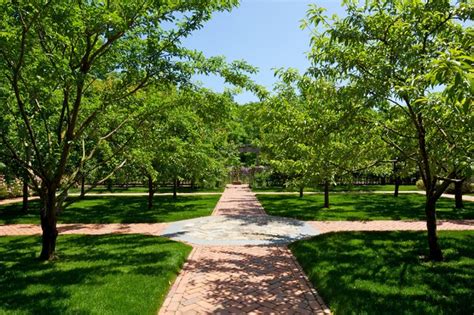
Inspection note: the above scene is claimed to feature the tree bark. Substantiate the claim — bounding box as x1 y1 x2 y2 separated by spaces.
22 176 29 213
454 180 464 209
79 174 85 199
299 186 304 198
394 177 400 197
39 187 58 260
173 178 177 199
324 180 330 208
147 175 154 209
425 196 443 261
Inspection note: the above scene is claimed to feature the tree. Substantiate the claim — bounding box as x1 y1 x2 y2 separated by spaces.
130 85 238 207
0 0 256 260
259 69 386 206
304 0 473 260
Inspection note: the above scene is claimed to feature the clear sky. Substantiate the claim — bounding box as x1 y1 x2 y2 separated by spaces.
182 0 346 104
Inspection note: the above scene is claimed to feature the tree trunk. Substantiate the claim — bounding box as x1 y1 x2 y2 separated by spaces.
39 188 58 260
324 180 330 208
147 175 154 209
173 178 177 199
299 186 304 198
425 196 443 261
454 181 464 209
22 176 29 213
22 146 30 213
394 177 400 197
79 174 85 199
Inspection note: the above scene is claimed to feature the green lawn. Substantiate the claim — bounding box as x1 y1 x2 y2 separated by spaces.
256 193 474 221
290 231 474 315
0 234 191 315
69 186 224 194
0 195 220 224
252 184 418 192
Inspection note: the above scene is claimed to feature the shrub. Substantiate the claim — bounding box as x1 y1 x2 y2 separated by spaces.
446 180 472 194
0 176 8 200
416 179 425 191
0 176 24 199
8 179 23 198
416 178 472 194
0 186 8 199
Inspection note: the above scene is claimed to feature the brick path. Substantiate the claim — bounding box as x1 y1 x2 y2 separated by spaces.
0 223 168 236
159 185 330 314
0 196 40 206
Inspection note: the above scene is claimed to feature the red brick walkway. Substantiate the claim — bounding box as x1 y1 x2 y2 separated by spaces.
159 185 330 314
0 223 168 236
161 246 326 314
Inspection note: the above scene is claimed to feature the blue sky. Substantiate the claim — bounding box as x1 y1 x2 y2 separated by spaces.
183 0 346 104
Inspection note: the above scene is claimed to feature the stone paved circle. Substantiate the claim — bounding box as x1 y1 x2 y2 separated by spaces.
160 214 319 246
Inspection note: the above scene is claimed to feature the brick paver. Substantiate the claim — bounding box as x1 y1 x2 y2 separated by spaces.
0 223 168 236
160 185 330 314
0 196 39 206
160 246 327 315
212 185 266 216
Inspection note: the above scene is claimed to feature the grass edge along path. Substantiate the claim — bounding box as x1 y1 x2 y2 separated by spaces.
290 230 474 315
0 234 192 315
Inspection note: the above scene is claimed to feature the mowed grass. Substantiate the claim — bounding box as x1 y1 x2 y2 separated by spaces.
0 195 220 224
256 193 474 221
0 235 191 315
68 186 224 194
252 184 418 192
290 231 474 315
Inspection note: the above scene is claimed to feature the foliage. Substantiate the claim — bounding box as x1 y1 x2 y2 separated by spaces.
129 86 238 190
0 235 191 315
304 0 473 189
258 69 389 191
290 231 474 314
0 0 257 258
303 0 473 260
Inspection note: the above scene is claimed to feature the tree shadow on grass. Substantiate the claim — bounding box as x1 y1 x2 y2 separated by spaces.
0 234 191 315
290 231 474 314
0 195 220 224
257 194 474 221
